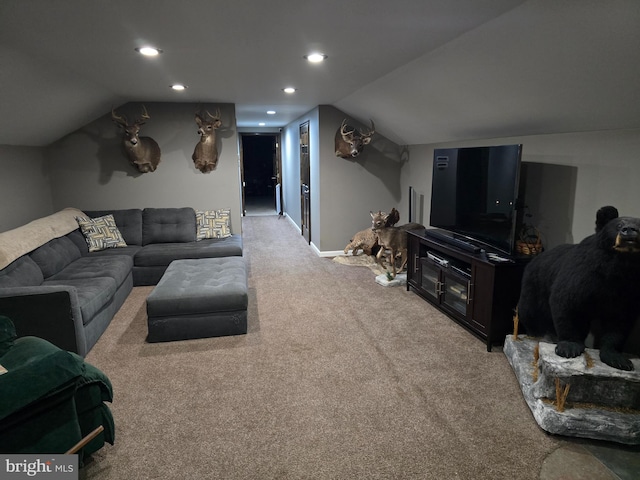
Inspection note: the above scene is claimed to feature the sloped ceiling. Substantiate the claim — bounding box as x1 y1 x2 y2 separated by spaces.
336 1 640 145
0 0 638 147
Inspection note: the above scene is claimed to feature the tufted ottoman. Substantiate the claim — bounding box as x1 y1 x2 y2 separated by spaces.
146 257 248 342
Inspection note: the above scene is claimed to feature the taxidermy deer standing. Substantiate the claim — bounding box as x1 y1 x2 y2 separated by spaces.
371 210 424 278
192 109 222 173
335 119 375 159
111 105 161 173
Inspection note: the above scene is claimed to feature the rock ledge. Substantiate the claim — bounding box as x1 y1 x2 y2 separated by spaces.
504 335 640 445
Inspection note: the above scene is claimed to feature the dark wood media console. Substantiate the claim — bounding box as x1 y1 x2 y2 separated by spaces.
407 229 529 351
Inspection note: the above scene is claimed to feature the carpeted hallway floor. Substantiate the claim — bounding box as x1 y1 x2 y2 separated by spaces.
80 215 577 479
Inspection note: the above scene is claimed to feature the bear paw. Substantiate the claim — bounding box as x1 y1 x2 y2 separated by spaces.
600 349 634 371
555 341 585 358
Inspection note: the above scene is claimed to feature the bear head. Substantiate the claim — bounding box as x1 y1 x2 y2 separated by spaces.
596 216 640 253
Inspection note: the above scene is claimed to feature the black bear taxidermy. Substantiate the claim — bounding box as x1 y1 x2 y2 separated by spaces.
517 206 640 370
595 205 619 232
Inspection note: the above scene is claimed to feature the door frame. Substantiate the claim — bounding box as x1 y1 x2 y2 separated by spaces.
299 121 311 244
239 132 282 216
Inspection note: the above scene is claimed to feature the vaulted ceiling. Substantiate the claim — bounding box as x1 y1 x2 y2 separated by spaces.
1 0 639 147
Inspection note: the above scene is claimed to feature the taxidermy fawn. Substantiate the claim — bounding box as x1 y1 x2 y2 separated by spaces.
371 210 424 278
344 208 400 256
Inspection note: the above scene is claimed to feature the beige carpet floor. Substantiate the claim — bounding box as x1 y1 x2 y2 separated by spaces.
80 215 561 479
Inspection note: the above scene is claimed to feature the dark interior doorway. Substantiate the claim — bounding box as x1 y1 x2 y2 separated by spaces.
240 134 281 216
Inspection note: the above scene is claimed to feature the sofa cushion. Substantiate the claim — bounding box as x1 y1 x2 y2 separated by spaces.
86 245 142 259
147 258 248 316
47 255 133 288
44 277 116 324
142 208 196 245
0 256 44 288
76 215 127 252
29 236 83 279
84 209 143 246
134 235 243 267
196 209 232 240
67 229 90 255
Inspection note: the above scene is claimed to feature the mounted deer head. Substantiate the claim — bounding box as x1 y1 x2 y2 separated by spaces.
335 119 375 159
111 105 161 173
192 108 222 173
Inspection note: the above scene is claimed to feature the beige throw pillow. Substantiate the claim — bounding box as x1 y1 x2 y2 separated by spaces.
76 215 127 252
196 209 232 240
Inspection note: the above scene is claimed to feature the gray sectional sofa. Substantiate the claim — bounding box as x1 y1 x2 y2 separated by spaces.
0 207 242 356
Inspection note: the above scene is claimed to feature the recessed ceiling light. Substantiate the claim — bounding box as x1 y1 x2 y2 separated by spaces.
259 122 266 126
267 110 276 115
170 84 187 91
135 46 162 56
283 87 296 94
304 53 327 63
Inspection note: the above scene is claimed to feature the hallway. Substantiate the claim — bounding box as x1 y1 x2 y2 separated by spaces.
244 195 278 216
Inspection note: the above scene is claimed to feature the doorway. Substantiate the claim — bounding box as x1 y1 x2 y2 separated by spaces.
240 134 282 216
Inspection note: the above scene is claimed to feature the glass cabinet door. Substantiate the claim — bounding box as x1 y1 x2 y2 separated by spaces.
441 271 470 316
419 259 440 301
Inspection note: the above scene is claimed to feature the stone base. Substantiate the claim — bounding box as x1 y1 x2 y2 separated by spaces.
375 272 407 287
504 335 640 445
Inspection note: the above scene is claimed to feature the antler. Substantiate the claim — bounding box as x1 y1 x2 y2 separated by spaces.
111 106 151 127
340 119 355 138
136 105 150 125
111 108 128 127
361 120 375 138
206 108 221 121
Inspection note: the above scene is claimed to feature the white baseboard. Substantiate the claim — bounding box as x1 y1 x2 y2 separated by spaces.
316 249 344 258
283 213 345 257
284 213 300 233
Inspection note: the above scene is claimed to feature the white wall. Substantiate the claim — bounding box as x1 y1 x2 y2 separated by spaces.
402 128 640 250
281 106 406 253
281 121 301 230
317 105 406 252
46 102 243 233
281 110 310 235
0 145 54 232
7 103 638 257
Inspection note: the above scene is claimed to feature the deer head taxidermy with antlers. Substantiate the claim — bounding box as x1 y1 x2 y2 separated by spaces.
334 119 375 159
192 108 222 173
111 105 161 173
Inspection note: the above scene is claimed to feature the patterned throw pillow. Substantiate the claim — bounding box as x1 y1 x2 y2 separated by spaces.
196 209 232 240
76 215 127 252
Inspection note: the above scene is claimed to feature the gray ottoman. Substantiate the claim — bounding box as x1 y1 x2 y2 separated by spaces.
146 257 248 342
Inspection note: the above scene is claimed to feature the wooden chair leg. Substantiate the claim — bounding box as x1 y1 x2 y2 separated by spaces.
66 425 105 454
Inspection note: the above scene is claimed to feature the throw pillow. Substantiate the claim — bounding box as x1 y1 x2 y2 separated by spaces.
76 215 127 252
196 209 231 240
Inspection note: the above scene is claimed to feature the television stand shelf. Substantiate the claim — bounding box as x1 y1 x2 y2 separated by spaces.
407 230 529 351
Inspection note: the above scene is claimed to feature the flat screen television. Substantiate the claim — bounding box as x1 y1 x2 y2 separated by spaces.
428 144 523 255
